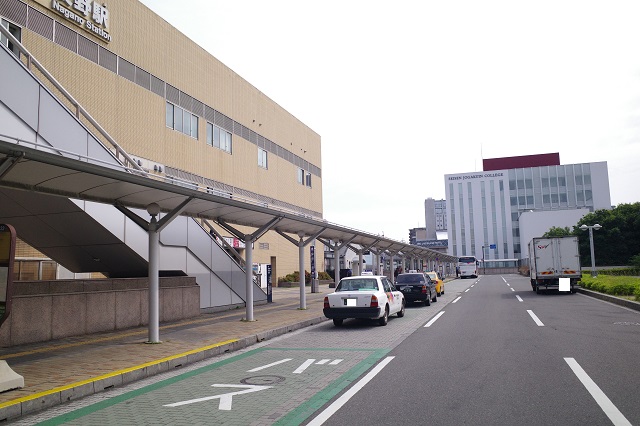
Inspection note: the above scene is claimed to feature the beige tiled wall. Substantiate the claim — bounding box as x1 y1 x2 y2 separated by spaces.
14 0 325 276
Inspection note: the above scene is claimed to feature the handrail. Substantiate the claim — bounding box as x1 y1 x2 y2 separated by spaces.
0 25 144 173
194 218 263 287
197 218 246 268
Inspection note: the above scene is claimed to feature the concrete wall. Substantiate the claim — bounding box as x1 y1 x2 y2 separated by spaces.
0 277 200 347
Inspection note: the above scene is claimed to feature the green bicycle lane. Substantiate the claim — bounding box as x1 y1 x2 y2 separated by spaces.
36 346 390 425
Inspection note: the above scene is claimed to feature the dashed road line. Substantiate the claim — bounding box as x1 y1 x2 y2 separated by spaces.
424 311 445 328
564 358 632 426
452 297 462 304
516 295 523 302
527 310 544 326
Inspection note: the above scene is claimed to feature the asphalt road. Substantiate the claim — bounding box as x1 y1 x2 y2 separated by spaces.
318 274 640 426
15 275 640 425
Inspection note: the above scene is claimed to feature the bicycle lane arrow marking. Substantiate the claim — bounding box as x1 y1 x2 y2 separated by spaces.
248 358 293 372
164 384 272 410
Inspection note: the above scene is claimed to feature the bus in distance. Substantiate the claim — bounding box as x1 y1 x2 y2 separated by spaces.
458 256 478 278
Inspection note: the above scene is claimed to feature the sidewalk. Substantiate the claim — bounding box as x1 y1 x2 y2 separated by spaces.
0 284 331 421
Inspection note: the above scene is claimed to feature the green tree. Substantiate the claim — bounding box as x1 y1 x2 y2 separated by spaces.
575 203 640 267
542 226 571 237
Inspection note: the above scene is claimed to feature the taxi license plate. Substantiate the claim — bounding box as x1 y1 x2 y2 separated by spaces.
344 298 357 306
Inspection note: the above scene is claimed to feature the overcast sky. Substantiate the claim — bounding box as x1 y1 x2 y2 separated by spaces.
141 0 640 241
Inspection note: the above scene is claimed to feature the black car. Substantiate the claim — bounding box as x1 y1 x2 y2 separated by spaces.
395 272 437 306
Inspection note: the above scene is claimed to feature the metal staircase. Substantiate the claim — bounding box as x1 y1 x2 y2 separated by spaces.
0 28 266 309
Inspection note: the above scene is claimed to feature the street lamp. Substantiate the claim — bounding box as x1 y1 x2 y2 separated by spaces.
579 224 602 277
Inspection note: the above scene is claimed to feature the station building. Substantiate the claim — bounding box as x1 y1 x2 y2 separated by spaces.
444 153 611 266
0 0 324 281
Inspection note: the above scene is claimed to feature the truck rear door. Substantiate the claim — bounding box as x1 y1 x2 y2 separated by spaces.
534 238 556 278
558 236 580 277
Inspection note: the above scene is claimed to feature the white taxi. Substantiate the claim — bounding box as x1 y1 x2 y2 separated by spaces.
323 275 405 326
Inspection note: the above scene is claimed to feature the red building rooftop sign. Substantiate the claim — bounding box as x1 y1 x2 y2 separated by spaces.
483 153 560 171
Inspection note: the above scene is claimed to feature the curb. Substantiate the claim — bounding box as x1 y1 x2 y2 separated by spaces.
576 287 640 312
0 315 328 421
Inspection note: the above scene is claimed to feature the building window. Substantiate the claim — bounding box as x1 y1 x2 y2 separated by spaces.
1 19 21 57
12 259 56 281
166 102 198 139
206 122 213 146
191 115 198 139
258 148 268 169
165 102 173 128
295 169 312 187
206 122 232 153
259 242 270 250
174 105 183 132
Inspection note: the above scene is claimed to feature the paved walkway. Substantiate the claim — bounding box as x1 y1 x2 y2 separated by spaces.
0 284 331 421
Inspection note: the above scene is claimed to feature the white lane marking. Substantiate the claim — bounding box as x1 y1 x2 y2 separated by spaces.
247 358 292 372
164 384 271 409
293 359 316 374
564 358 632 426
510 288 515 292
465 289 470 293
424 311 445 327
329 359 343 365
502 276 507 283
471 285 475 288
452 296 462 304
527 310 544 326
507 283 511 286
516 295 523 302
316 359 330 365
307 356 395 426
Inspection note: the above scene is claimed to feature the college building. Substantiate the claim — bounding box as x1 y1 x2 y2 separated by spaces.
1 0 324 282
444 153 611 266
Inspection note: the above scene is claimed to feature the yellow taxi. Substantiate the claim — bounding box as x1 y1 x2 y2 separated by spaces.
426 271 444 296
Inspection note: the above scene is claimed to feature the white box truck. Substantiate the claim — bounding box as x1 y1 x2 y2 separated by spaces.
528 236 581 294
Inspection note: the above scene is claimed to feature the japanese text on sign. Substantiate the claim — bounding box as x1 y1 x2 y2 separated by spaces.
47 0 112 42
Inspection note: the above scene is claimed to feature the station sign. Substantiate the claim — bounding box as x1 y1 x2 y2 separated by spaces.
34 0 112 43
